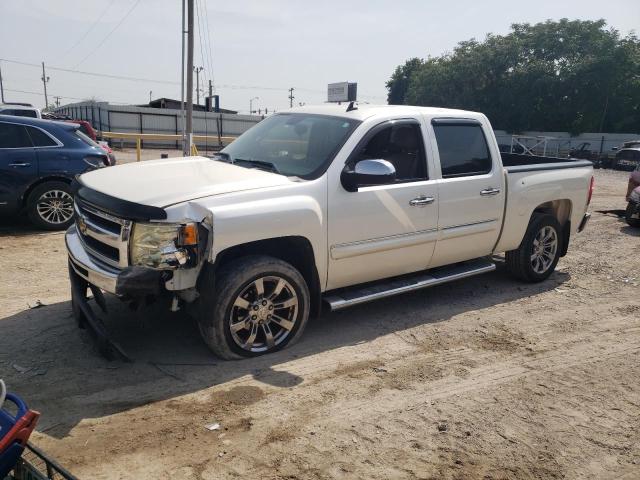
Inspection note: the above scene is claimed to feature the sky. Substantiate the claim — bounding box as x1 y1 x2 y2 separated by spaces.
0 0 638 114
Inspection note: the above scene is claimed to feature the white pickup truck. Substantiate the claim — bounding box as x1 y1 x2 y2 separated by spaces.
66 104 594 359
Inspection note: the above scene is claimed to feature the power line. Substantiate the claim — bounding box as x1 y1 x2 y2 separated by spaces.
3 87 127 104
0 58 387 99
73 0 143 68
59 0 118 61
195 0 207 84
201 0 215 91
0 58 180 85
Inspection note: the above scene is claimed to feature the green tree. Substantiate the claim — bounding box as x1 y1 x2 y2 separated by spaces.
387 19 640 133
386 58 423 105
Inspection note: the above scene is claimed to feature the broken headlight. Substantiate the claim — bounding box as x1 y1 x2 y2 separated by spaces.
130 222 199 269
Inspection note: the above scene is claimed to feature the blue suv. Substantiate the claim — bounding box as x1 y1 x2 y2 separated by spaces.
0 115 109 230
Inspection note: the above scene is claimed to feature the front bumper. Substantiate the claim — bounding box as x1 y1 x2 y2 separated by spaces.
66 226 119 294
66 226 168 296
578 212 591 233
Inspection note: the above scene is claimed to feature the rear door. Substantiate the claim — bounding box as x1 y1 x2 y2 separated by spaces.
428 118 505 267
0 121 37 211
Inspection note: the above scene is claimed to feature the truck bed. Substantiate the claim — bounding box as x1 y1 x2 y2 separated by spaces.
501 153 593 173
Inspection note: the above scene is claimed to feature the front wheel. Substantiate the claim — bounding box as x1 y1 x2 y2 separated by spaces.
626 202 640 228
196 255 310 359
26 181 74 230
506 214 562 282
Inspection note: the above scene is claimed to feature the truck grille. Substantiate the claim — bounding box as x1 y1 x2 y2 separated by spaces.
74 199 132 269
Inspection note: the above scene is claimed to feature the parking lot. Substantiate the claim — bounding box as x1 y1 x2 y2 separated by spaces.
0 168 638 479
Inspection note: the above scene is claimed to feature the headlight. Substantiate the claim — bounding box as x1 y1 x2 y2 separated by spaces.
130 222 199 269
631 189 640 203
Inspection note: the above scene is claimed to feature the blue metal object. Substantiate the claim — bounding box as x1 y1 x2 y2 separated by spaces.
0 393 30 478
0 114 108 218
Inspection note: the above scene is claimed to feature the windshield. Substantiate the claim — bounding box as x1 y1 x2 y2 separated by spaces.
219 113 360 178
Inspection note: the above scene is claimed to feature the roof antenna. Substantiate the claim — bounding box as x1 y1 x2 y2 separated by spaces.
346 101 358 112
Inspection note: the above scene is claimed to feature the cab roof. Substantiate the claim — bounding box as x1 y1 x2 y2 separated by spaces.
285 103 484 122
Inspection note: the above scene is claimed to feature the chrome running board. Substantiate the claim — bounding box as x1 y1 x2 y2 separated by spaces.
323 257 496 311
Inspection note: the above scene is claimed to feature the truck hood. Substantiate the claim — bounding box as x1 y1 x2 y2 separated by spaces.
79 156 292 207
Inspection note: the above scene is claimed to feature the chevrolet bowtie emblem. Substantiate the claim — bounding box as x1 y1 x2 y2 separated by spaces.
78 216 88 235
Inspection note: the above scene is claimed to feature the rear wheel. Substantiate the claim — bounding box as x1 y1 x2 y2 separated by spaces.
506 214 562 282
27 181 74 230
196 255 310 359
626 202 640 228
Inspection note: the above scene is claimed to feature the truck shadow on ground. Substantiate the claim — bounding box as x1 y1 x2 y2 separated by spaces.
0 262 569 438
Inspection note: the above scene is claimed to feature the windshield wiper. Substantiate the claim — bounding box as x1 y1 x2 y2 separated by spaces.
232 158 281 174
211 152 231 163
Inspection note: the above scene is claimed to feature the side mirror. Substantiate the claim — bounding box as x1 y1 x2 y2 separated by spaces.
341 159 396 192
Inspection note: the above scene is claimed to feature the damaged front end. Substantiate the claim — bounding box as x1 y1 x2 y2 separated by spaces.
66 180 211 359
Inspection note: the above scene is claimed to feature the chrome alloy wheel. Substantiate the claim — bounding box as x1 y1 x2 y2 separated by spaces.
530 225 558 274
229 276 299 353
36 190 74 225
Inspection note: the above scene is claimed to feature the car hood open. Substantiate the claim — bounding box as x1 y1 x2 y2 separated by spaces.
78 156 292 208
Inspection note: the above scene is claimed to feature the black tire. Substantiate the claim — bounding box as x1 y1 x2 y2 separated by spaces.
505 214 563 282
626 202 640 228
26 181 74 230
196 255 310 359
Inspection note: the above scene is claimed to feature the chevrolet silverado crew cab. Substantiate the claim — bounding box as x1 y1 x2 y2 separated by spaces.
66 105 593 359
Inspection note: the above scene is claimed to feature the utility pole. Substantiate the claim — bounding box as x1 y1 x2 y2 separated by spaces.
208 79 213 97
149 90 153 103
54 96 61 107
41 62 50 109
250 96 259 115
194 66 203 105
180 0 186 154
0 63 5 103
288 87 295 108
186 0 194 155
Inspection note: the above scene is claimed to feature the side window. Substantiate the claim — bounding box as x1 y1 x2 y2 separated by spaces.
354 123 427 182
0 122 33 148
26 126 58 147
433 123 492 178
13 110 38 118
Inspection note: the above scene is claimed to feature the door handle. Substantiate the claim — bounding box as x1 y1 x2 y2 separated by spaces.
8 162 32 168
480 187 501 196
409 195 435 207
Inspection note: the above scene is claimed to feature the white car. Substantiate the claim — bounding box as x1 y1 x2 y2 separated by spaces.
0 104 41 119
66 104 594 359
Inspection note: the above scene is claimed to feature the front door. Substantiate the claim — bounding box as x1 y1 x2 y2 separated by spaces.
0 121 37 212
327 119 439 290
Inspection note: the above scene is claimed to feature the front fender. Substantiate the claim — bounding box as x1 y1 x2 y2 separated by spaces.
208 194 326 284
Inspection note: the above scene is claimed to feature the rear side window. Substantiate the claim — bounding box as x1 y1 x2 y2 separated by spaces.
13 109 38 118
26 126 58 147
1 109 37 118
73 129 99 147
0 122 32 148
433 123 492 178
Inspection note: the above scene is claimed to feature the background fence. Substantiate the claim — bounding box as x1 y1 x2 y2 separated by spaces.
55 101 639 156
54 101 262 149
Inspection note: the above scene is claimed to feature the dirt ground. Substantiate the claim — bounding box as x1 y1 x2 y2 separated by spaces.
0 169 638 480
